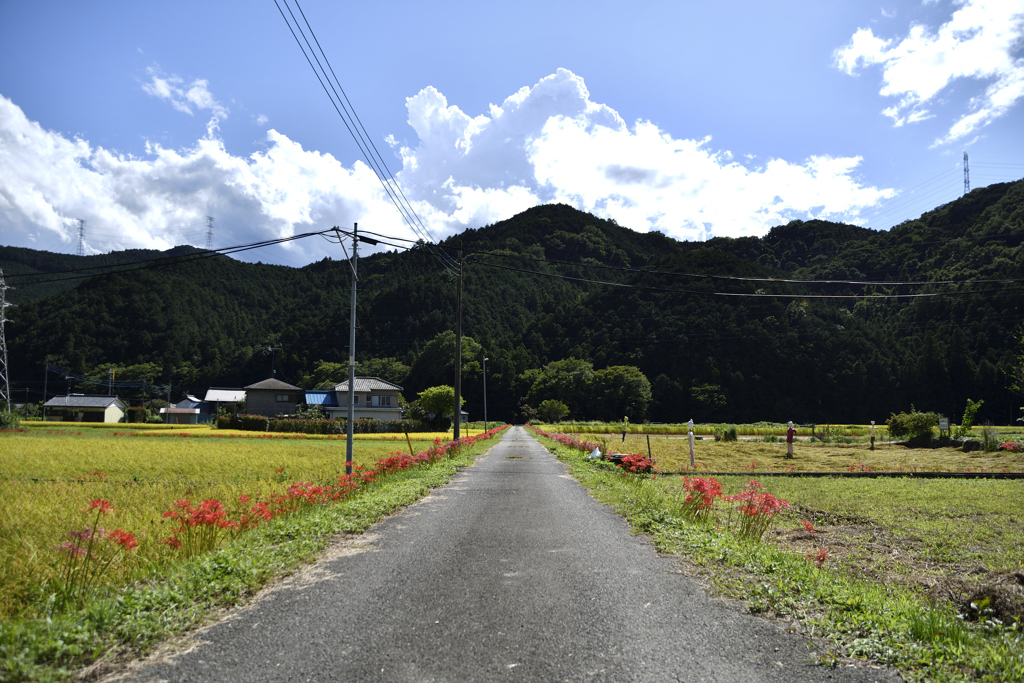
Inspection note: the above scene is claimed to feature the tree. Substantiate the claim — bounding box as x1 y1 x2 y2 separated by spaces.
417 385 464 429
523 358 594 418
537 399 569 423
591 366 652 422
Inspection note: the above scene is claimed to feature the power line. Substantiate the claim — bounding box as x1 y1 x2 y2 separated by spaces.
350 227 1024 289
469 258 1022 300
4 229 335 287
273 0 459 275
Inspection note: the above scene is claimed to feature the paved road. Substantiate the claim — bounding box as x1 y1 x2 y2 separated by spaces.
116 427 897 682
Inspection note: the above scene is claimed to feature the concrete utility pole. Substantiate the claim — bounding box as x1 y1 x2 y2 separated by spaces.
453 241 463 441
346 223 358 475
482 356 489 433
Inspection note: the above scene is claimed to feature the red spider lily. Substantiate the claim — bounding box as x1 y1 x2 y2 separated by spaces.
238 494 250 503
109 529 138 550
87 499 113 515
618 453 656 474
676 476 722 521
160 536 182 549
53 502 138 608
807 547 828 567
802 520 816 535
724 479 790 540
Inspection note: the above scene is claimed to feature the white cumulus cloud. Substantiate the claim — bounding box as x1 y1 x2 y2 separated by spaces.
396 68 893 241
834 0 1024 145
0 68 897 265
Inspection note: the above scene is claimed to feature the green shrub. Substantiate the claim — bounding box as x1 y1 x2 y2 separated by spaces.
955 398 983 439
125 407 147 423
886 408 941 439
269 418 343 435
0 408 20 430
981 426 1000 452
722 425 738 442
239 414 269 432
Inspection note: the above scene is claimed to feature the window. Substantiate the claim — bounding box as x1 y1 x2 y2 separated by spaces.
372 395 392 407
354 395 360 405
276 394 290 402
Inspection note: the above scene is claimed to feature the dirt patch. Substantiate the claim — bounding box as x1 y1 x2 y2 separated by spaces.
769 523 1024 623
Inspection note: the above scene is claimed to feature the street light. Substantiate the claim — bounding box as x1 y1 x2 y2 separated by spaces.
482 357 489 432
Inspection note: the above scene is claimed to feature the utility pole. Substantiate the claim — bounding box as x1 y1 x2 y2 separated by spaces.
964 152 970 195
346 223 359 475
206 216 215 251
42 360 49 420
108 367 113 396
0 268 12 418
76 219 86 257
482 356 489 432
453 241 463 441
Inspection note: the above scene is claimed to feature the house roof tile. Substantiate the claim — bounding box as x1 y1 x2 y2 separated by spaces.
43 395 125 409
244 378 301 391
333 377 403 392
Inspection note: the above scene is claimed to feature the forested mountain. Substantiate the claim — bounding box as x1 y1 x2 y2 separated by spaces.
3 179 1023 425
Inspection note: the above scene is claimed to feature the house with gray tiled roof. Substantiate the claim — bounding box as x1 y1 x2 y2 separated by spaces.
244 378 302 416
43 395 127 423
324 377 403 421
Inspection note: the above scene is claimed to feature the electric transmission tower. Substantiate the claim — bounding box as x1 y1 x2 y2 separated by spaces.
0 268 13 418
964 152 970 195
206 216 215 251
76 219 86 257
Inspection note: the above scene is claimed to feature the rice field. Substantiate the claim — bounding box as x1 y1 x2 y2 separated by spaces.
0 428 457 620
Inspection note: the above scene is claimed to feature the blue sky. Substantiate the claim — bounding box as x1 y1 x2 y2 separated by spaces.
1 0 1022 267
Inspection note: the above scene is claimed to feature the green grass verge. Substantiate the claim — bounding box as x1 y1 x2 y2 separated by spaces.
535 433 1024 683
0 448 484 682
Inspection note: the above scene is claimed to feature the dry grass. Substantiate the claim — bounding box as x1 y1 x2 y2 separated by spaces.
581 433 1024 473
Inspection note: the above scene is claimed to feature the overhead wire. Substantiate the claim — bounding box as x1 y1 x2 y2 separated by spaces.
273 0 459 275
321 227 1022 299
469 259 1022 300
4 230 335 287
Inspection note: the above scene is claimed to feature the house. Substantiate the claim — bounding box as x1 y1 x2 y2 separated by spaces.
43 395 127 423
325 377 403 422
160 406 201 425
172 394 214 424
243 378 301 416
303 390 339 414
204 387 247 419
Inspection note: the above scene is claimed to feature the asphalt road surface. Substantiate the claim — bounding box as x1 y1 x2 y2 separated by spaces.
115 426 898 682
